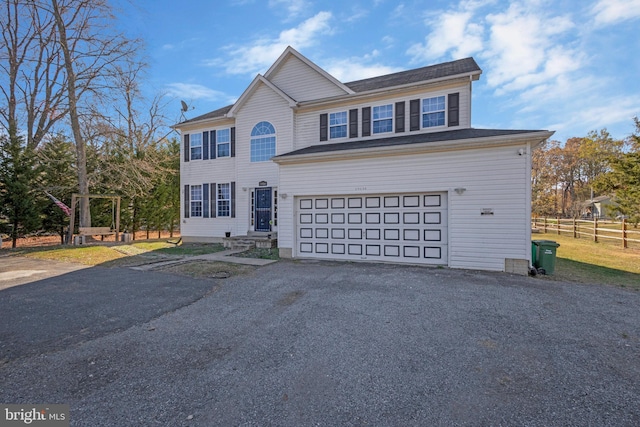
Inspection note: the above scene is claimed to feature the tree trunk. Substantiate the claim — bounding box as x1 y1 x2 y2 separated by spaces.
51 0 91 227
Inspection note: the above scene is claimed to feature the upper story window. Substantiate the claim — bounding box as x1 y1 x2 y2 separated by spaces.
190 185 202 217
250 121 276 162
330 112 347 139
422 96 445 128
372 104 393 134
217 128 230 157
190 133 202 160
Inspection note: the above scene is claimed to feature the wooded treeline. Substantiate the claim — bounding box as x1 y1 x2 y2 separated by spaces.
532 118 640 225
0 0 179 247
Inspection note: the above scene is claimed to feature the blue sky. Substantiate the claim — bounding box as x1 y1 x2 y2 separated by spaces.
117 0 640 142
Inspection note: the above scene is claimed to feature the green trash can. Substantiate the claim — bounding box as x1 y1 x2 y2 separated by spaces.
532 240 560 275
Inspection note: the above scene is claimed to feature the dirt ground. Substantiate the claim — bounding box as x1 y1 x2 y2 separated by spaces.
0 231 180 250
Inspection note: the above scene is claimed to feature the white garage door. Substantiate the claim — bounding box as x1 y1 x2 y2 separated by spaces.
296 193 447 265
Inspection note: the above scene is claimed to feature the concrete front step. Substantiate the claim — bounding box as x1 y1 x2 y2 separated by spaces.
223 235 277 250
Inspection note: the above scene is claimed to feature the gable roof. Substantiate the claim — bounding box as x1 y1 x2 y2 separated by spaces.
264 46 354 96
273 128 553 162
344 57 481 93
227 74 297 117
175 52 482 127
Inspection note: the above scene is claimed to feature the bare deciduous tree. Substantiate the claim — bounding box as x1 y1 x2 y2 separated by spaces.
0 0 68 148
47 0 140 226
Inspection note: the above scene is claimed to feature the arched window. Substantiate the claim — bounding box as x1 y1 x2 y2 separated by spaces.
250 121 276 162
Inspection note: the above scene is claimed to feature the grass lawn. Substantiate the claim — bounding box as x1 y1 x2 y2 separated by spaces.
533 232 640 290
6 241 225 266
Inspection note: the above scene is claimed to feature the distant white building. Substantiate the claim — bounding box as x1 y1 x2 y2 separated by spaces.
174 47 552 274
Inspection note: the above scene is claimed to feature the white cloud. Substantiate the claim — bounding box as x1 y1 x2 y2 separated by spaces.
269 0 310 20
322 51 402 82
407 1 492 63
213 11 333 75
164 83 230 102
482 3 575 89
408 11 484 62
591 0 640 26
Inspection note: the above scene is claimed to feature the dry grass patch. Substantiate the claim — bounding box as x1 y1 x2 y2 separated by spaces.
160 260 257 279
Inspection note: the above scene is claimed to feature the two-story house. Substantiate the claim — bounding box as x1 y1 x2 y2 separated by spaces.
174 46 553 274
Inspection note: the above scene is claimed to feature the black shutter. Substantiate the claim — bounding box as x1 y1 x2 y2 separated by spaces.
410 99 420 131
210 130 216 160
349 109 358 138
230 127 236 157
362 107 371 137
211 183 216 218
203 131 209 160
183 134 190 162
319 114 328 141
203 183 209 218
395 101 405 133
448 93 460 127
230 182 236 218
184 184 190 218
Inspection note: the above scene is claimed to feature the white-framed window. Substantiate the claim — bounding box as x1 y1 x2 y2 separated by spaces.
190 185 202 217
373 104 393 134
217 128 230 157
250 121 276 162
190 133 202 160
423 96 445 128
329 111 347 139
217 183 231 217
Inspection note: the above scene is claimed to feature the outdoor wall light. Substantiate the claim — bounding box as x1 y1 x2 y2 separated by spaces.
281 193 288 199
454 187 466 195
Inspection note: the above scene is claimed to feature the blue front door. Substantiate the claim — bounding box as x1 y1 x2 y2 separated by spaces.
255 187 272 232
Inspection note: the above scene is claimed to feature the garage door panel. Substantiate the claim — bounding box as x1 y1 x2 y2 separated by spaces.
296 192 447 265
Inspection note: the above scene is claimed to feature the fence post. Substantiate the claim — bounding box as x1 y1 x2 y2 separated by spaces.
593 217 598 243
557 216 560 235
573 218 577 238
543 217 547 233
622 219 627 249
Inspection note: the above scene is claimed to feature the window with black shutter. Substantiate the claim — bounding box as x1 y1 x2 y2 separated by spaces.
395 101 405 133
203 131 209 160
203 183 210 217
230 127 236 157
362 107 371 137
319 114 328 141
184 184 190 218
448 93 459 127
410 99 420 131
349 109 358 138
183 134 190 162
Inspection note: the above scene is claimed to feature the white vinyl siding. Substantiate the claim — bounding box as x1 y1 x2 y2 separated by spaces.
277 144 530 272
268 55 348 102
294 82 471 151
233 82 292 233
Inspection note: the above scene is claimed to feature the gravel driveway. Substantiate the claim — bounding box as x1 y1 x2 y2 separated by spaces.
1 258 639 426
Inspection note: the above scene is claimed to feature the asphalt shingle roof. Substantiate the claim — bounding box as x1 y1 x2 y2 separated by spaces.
176 58 482 126
344 57 481 93
273 128 546 159
177 104 233 125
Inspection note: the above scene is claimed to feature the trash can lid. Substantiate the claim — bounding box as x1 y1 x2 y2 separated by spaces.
532 240 560 247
